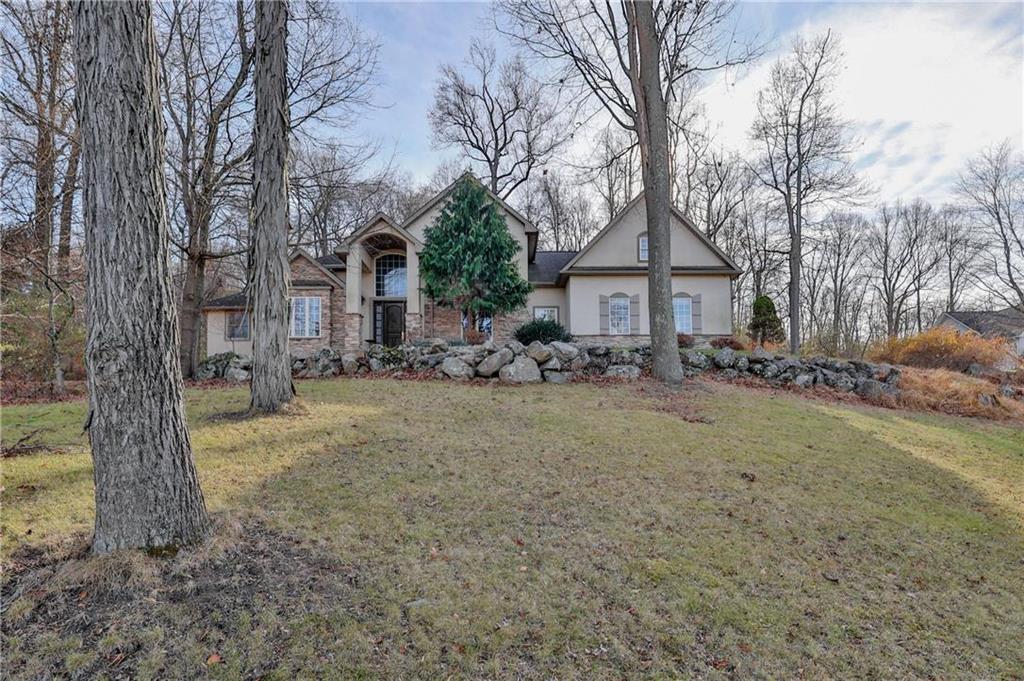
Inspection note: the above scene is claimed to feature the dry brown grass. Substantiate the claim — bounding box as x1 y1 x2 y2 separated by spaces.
895 366 1024 420
869 327 1014 372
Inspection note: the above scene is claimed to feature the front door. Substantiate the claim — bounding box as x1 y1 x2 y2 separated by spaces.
383 302 405 347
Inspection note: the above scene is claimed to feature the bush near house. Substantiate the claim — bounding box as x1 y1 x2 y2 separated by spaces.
711 336 746 351
513 318 572 345
869 326 1012 372
676 333 695 348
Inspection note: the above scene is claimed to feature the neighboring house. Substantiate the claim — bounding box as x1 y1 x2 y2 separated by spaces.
935 308 1024 366
203 174 741 357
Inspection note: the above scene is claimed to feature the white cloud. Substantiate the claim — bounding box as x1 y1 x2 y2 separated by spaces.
700 2 1023 206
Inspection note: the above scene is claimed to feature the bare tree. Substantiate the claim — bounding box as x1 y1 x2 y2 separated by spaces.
502 0 753 384
522 171 600 251
936 205 981 311
901 199 943 332
74 0 209 553
694 148 746 241
249 0 293 413
429 40 563 199
866 202 924 337
815 211 867 354
584 125 640 222
156 0 380 376
957 140 1024 312
749 31 862 354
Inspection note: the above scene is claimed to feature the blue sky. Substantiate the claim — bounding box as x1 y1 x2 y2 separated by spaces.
344 1 1024 205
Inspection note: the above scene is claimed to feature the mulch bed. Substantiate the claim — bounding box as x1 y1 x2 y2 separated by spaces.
1 516 361 680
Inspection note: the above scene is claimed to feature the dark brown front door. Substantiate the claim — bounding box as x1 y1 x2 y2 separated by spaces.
383 302 405 347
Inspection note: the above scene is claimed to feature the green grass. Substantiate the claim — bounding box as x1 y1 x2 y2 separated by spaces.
3 379 1023 678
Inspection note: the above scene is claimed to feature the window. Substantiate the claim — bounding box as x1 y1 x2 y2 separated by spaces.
461 310 492 336
673 295 693 334
638 233 649 262
290 296 321 338
225 311 249 340
609 295 630 335
375 254 407 297
534 306 558 322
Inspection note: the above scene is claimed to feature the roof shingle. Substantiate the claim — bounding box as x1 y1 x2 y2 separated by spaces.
528 251 577 284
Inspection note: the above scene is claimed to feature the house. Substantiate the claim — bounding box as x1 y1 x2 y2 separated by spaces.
203 175 741 357
935 307 1024 367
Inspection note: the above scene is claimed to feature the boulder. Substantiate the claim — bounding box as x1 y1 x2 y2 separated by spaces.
341 353 361 375
855 378 886 399
734 356 749 373
481 339 498 352
550 341 580 362
194 361 221 380
794 373 815 388
682 349 710 370
748 346 773 363
760 361 782 379
568 350 591 372
720 368 739 380
368 358 383 373
713 347 736 368
604 364 641 379
499 356 543 384
543 370 569 384
526 341 554 363
506 339 526 355
588 344 610 357
475 348 514 377
441 356 475 380
224 365 249 383
822 369 856 392
416 352 445 369
428 338 448 353
539 356 561 372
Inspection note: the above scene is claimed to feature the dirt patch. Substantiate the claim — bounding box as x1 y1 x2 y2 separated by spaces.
630 380 714 423
2 515 360 680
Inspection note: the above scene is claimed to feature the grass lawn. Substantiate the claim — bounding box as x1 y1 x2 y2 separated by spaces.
2 378 1023 679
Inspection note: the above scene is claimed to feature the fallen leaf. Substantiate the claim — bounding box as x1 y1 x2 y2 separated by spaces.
206 653 222 666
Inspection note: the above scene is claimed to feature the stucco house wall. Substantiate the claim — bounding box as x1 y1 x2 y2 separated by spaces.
566 274 732 337
206 310 253 356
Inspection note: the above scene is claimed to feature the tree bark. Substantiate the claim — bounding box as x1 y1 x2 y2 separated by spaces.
73 0 209 553
627 0 683 385
250 0 294 412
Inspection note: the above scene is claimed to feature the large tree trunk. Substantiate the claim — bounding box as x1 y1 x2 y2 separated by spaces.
250 0 294 413
628 0 683 385
179 236 207 378
74 0 209 554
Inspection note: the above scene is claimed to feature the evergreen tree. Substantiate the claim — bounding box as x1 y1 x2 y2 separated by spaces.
420 177 532 331
748 295 786 346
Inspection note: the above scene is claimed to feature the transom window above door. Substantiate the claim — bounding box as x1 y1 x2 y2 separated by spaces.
375 254 407 297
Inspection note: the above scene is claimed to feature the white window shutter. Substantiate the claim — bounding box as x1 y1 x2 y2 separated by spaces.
599 295 609 334
629 294 640 334
692 294 702 334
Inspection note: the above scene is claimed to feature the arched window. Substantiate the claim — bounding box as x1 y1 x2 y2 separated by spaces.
637 232 649 262
375 253 407 297
609 293 630 335
673 293 693 334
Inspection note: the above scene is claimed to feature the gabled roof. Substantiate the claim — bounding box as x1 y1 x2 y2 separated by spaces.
400 172 538 234
315 253 345 269
941 308 1024 339
337 212 424 253
559 193 742 276
288 248 346 288
529 251 577 285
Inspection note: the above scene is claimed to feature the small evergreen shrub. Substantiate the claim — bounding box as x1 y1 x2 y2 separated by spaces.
748 295 786 346
676 333 695 348
513 318 572 345
711 336 746 351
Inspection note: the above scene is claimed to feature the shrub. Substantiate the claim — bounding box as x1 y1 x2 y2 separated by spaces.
676 333 695 348
711 336 746 351
748 295 785 346
513 318 572 345
869 327 1011 372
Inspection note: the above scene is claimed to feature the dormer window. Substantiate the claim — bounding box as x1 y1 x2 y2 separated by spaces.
638 233 648 262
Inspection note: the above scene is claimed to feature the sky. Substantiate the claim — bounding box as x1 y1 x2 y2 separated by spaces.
344 1 1024 206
